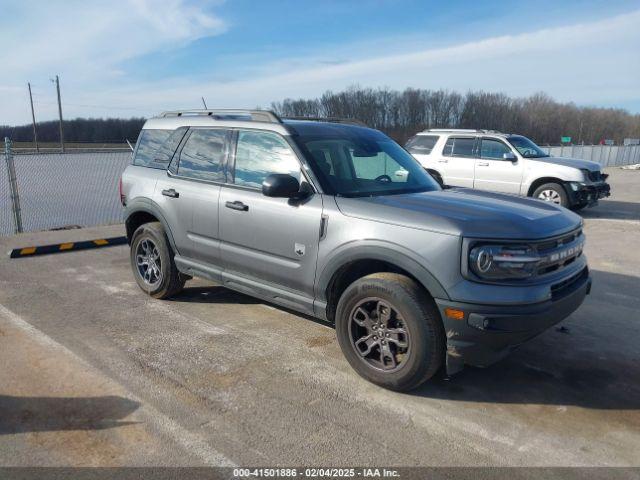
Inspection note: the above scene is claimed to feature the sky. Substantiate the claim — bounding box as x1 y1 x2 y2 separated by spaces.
1 0 639 125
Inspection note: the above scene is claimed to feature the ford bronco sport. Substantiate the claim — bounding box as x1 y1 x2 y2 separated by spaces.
406 129 611 210
121 110 592 391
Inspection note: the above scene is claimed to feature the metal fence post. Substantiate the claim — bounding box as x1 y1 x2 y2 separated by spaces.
4 137 23 234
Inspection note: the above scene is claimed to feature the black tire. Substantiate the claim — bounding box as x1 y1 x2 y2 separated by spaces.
427 169 444 188
532 182 569 208
130 222 186 299
335 272 445 391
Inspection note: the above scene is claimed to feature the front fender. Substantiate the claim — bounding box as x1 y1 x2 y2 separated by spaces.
314 240 450 319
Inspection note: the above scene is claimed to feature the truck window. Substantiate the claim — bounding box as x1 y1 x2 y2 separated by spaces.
406 135 439 154
442 137 476 158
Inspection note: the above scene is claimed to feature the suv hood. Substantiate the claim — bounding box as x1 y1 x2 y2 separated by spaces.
335 188 582 239
535 156 601 171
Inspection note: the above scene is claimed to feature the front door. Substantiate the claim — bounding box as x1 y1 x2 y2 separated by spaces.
437 136 477 188
218 129 323 312
473 138 523 194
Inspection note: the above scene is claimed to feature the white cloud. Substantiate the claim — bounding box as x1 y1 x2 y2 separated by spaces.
1 6 639 125
0 0 226 124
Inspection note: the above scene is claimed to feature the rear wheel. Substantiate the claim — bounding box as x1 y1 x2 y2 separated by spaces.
532 182 569 208
335 273 444 391
130 222 186 299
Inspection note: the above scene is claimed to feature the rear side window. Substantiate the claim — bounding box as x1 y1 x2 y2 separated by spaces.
133 129 172 168
177 129 227 182
442 137 476 158
406 135 439 154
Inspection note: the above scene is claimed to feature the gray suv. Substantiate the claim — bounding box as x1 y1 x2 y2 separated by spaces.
121 110 592 391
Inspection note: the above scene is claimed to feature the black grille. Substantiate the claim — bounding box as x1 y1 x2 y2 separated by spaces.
532 229 584 276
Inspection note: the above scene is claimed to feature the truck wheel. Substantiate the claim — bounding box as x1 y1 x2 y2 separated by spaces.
130 222 186 299
335 273 444 391
532 183 568 208
427 169 444 187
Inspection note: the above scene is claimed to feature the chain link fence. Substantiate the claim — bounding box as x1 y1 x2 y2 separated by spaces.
2 138 640 237
2 138 132 236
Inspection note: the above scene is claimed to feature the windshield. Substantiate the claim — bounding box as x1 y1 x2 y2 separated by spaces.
507 135 550 158
291 125 441 197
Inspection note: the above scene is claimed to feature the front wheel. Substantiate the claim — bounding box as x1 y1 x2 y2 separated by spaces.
130 222 186 299
532 182 569 208
335 273 445 391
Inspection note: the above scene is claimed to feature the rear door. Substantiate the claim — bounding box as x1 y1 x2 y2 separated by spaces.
163 128 230 272
437 136 477 187
218 129 323 313
473 137 523 194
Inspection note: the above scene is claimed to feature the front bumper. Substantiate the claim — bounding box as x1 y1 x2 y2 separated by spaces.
567 181 610 207
435 267 591 375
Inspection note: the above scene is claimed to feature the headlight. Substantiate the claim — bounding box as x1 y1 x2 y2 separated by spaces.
468 244 539 280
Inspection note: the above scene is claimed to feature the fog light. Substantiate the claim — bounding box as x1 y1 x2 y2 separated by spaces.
444 308 465 320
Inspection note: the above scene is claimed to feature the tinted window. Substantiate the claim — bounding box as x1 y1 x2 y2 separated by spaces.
177 129 227 182
480 139 512 159
234 131 300 188
406 135 439 154
507 135 549 158
133 129 172 168
293 127 440 197
156 127 188 167
442 137 476 157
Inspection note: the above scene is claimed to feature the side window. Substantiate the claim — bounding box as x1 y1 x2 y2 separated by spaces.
133 129 172 168
234 130 300 188
177 129 227 182
442 137 476 158
480 138 512 159
406 135 439 155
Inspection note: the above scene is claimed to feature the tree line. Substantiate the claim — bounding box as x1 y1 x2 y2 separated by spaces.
0 117 145 144
271 87 640 145
2 88 639 146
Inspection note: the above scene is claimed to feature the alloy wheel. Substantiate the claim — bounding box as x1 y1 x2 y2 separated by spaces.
136 238 162 287
348 298 410 372
538 189 562 204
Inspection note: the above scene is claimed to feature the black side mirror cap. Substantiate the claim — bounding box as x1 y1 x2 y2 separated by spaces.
262 173 301 198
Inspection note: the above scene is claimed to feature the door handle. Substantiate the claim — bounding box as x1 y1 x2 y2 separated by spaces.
162 188 179 198
438 159 448 163
225 200 249 212
478 162 489 166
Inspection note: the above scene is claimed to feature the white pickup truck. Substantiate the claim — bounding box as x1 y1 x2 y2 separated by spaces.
405 129 610 210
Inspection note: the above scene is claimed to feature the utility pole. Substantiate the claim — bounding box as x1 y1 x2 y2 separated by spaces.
53 75 64 152
27 82 39 153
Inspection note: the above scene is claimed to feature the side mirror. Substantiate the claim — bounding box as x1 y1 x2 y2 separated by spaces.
503 152 517 162
262 174 301 198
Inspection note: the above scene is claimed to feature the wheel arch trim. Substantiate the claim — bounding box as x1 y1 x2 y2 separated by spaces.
124 198 180 255
314 240 450 318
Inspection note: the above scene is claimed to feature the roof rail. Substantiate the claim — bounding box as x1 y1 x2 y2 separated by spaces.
424 128 504 134
282 116 367 127
158 109 282 123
